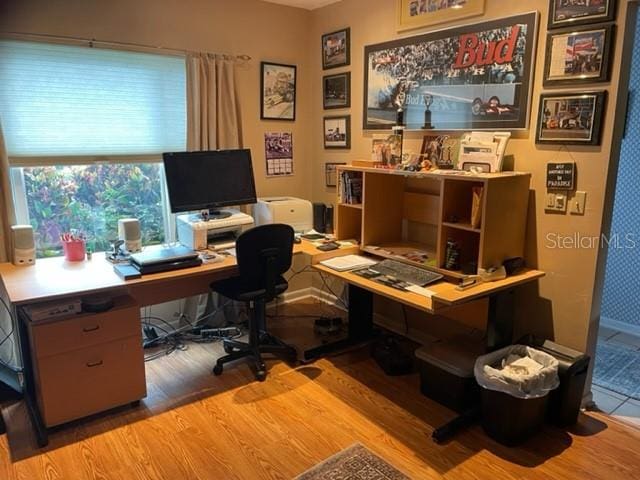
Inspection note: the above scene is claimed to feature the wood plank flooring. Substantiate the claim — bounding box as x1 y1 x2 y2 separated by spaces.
2 301 640 480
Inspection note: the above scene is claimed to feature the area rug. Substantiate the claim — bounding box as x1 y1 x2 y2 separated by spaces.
594 341 640 400
294 443 410 480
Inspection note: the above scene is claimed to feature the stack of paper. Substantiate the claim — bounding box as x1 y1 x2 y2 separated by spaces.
319 255 378 272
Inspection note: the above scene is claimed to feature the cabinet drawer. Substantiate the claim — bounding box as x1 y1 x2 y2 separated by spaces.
29 297 140 358
36 335 146 427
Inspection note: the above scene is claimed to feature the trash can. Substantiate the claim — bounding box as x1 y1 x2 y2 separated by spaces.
475 345 560 446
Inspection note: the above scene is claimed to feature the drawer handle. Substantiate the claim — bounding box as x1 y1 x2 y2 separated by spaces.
86 360 103 368
83 325 100 333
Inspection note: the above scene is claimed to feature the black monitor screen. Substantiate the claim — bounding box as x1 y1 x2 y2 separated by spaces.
163 149 257 214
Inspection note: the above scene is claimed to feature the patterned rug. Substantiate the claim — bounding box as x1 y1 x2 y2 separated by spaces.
295 443 410 480
594 341 640 400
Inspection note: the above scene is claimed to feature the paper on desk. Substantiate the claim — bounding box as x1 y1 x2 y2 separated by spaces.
405 285 434 298
223 248 236 257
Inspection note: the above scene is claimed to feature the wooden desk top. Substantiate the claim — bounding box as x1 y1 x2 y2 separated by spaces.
314 263 544 314
0 241 359 306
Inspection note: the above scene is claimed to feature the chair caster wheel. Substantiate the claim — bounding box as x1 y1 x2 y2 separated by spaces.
213 364 223 376
256 370 266 382
223 343 234 354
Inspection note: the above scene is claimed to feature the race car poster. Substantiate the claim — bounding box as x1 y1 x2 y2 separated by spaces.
363 12 539 131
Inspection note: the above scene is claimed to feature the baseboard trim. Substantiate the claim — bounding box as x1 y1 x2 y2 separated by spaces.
600 316 640 337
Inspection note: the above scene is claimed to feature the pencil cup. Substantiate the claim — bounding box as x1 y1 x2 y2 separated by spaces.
62 239 86 262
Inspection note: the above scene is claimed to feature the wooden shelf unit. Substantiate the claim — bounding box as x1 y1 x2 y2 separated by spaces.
334 166 531 278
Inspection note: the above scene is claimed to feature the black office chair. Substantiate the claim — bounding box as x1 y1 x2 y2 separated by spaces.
210 224 297 381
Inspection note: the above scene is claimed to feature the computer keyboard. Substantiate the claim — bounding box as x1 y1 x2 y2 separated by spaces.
370 259 443 287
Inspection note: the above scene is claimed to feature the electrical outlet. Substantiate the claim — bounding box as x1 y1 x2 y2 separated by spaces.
569 191 587 215
545 192 567 213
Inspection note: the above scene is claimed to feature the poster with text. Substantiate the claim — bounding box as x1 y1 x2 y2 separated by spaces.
364 12 538 131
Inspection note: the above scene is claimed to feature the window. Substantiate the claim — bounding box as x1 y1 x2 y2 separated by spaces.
0 40 186 257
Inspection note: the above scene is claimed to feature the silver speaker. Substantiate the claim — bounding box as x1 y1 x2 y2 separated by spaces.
11 225 35 266
118 218 142 253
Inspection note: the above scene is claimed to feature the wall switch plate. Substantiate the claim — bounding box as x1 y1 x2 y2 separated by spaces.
546 192 567 213
569 191 587 215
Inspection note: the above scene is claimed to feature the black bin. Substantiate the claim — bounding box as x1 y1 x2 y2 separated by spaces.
415 335 483 413
481 388 549 446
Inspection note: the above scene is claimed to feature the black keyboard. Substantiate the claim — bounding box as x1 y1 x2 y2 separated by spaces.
370 259 443 287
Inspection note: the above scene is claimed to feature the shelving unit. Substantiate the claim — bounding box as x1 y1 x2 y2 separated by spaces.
334 165 531 279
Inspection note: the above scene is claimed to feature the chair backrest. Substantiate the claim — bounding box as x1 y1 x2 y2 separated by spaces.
235 224 294 296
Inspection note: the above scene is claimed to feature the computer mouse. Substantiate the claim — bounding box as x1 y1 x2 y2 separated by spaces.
294 236 302 244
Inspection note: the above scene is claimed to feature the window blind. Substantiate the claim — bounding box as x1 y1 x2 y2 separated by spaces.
0 40 186 158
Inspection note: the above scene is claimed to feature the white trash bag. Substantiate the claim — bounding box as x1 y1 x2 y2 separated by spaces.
474 345 560 399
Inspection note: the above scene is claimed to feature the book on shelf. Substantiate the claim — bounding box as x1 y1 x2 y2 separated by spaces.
340 171 363 204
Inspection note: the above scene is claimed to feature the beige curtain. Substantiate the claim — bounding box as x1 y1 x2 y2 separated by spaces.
184 53 244 325
0 121 16 263
186 53 242 150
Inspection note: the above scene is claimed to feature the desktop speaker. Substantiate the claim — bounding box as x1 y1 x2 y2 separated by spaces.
11 225 35 266
118 218 142 253
313 203 334 234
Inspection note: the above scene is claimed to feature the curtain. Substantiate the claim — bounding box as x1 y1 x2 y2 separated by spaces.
186 53 242 151
0 121 16 263
184 53 244 326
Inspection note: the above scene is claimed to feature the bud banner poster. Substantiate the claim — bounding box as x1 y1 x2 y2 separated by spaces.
363 12 539 131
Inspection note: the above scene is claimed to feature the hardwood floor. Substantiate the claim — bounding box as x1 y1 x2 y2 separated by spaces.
2 301 640 480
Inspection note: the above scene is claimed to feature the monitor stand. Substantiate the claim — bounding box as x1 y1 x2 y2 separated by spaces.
201 209 232 221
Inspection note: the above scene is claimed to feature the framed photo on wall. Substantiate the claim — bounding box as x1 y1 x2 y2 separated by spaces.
536 91 606 145
325 162 346 187
322 28 350 70
324 115 351 149
363 12 539 131
548 0 616 30
543 24 614 87
323 72 351 109
397 0 486 32
260 62 297 121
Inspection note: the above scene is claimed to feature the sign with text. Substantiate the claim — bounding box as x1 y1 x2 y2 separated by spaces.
547 162 575 190
363 12 539 131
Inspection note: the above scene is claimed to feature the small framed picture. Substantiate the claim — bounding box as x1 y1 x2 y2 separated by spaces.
323 72 351 109
397 0 485 32
548 0 616 30
325 162 346 187
322 28 350 70
536 91 606 145
260 62 296 121
543 24 614 87
324 115 351 149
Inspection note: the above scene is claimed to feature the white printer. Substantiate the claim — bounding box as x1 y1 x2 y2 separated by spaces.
252 197 313 233
177 209 254 250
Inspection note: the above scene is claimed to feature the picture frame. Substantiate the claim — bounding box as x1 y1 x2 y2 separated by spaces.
324 115 351 149
323 72 351 109
548 0 617 30
322 28 350 70
364 12 539 131
543 24 614 87
325 162 346 187
260 62 297 121
397 0 486 32
535 91 606 145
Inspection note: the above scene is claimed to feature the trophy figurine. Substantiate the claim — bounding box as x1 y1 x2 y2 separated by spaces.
422 93 434 130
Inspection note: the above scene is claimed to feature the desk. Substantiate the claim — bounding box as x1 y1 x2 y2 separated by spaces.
309 264 544 359
1 242 542 446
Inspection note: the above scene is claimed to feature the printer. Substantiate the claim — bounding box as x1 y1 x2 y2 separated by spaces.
177 209 254 250
252 197 313 233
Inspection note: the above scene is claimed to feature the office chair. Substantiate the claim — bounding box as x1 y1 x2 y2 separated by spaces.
210 224 297 381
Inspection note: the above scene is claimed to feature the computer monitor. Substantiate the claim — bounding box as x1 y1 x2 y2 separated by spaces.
163 149 257 220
